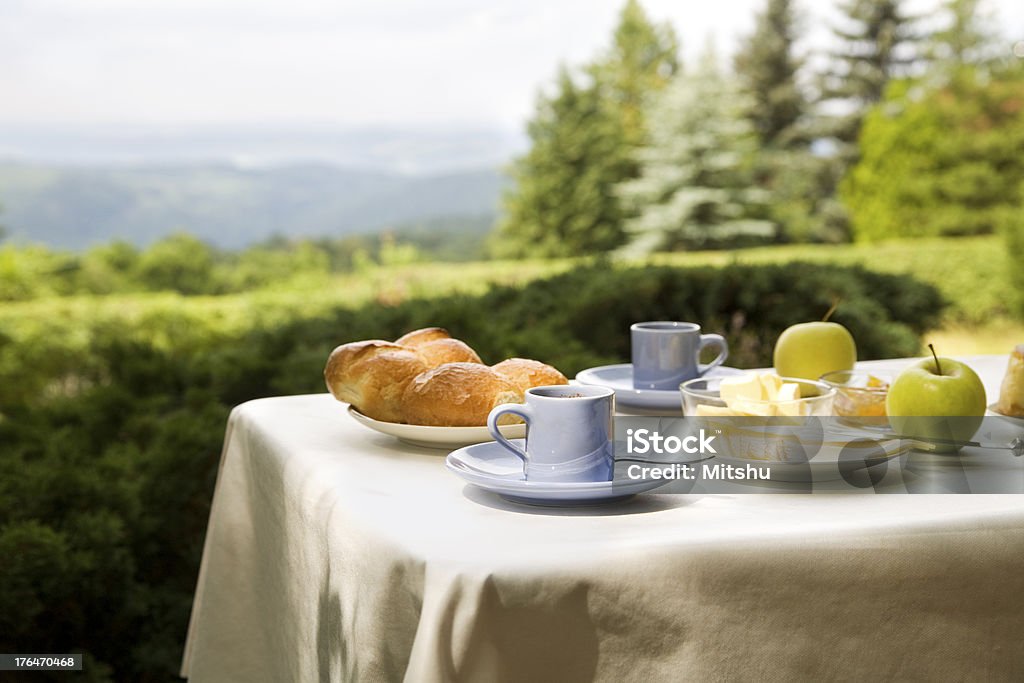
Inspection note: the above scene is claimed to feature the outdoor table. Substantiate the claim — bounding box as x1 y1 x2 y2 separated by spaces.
181 355 1024 682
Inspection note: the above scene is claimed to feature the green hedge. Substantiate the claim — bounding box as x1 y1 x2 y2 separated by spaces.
0 262 943 681
260 261 943 389
1005 205 1024 316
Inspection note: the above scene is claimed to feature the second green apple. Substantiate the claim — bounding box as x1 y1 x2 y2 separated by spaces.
774 321 857 380
885 354 987 451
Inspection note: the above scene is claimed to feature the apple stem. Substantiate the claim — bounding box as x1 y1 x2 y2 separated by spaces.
822 299 840 323
929 343 943 376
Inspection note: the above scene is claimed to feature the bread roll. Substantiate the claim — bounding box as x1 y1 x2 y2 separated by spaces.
394 327 482 367
997 344 1024 417
402 362 521 426
324 340 427 423
325 327 570 427
415 338 482 367
395 327 451 347
493 358 568 393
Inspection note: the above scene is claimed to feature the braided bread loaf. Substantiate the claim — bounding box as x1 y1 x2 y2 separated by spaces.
324 328 567 425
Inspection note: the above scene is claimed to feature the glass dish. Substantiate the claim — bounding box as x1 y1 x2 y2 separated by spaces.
679 375 836 417
679 374 836 463
820 370 892 430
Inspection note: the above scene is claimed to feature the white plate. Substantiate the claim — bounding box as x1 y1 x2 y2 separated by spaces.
447 440 667 505
347 406 526 450
987 403 1024 425
575 363 745 411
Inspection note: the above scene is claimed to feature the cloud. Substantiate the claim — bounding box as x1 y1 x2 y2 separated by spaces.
1 0 1021 129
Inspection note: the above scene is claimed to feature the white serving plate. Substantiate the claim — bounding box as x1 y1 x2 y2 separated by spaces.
347 405 526 450
987 403 1024 425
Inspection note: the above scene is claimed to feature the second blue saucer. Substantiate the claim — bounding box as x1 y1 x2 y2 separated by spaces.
575 363 745 411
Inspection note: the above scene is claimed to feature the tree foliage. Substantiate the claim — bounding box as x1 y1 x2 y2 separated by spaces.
492 0 678 257
842 64 1024 242
927 0 1001 70
0 230 454 302
617 50 776 254
1005 178 1024 314
734 0 807 148
733 0 842 243
491 69 632 257
819 0 923 157
135 233 216 295
594 0 680 149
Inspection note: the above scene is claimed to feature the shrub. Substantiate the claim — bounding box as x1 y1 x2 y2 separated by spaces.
262 262 944 383
135 234 217 296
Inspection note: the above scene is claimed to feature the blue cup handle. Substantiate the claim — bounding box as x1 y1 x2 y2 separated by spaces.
486 402 533 469
698 334 728 374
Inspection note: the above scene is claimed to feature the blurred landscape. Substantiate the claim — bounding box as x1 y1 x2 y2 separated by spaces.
2 0 1023 680
0 124 523 171
0 161 501 251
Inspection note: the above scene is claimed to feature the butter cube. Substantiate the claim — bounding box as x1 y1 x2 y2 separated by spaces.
719 373 764 403
774 383 804 417
759 373 785 399
776 382 801 402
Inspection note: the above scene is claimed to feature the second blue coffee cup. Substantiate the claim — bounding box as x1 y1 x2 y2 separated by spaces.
631 321 728 391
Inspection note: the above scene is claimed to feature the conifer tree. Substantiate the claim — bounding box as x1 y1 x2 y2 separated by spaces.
594 0 680 150
492 1 678 257
928 0 1000 71
617 49 775 254
491 68 630 257
734 0 807 148
734 0 832 241
819 0 922 158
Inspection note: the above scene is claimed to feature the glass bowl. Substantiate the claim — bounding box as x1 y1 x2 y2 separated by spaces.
680 374 836 417
679 374 836 463
820 370 892 430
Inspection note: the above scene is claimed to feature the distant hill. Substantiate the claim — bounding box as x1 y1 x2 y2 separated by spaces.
0 124 524 173
0 162 506 250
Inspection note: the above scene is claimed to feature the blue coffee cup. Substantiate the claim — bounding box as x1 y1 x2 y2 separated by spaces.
486 385 614 483
631 321 728 391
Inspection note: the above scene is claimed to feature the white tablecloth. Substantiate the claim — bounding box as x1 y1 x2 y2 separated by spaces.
182 356 1024 682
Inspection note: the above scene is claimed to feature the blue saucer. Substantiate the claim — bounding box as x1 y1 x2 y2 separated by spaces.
575 363 745 411
446 440 666 506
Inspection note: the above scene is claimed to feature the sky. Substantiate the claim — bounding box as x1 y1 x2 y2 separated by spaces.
1 0 1022 167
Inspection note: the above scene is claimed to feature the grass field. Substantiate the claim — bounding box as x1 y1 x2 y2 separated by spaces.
653 236 1012 324
653 235 1022 354
2 235 1019 355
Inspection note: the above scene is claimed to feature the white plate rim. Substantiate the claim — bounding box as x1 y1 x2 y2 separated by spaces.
347 405 526 446
575 363 745 407
987 403 1024 424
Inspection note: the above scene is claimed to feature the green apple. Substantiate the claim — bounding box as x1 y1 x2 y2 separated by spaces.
886 354 986 452
773 322 857 380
